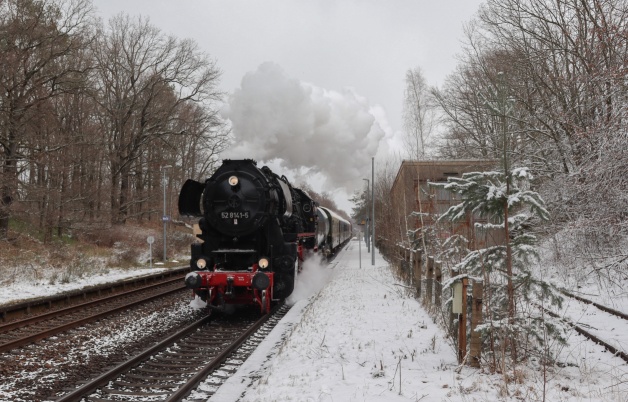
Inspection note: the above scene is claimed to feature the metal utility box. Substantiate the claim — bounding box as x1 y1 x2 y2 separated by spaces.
452 281 464 314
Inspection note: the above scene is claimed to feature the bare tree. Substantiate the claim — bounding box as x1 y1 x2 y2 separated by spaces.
0 0 94 239
170 102 230 183
479 0 628 231
21 41 105 241
434 0 628 232
137 101 229 222
372 156 401 250
90 14 223 224
402 67 434 159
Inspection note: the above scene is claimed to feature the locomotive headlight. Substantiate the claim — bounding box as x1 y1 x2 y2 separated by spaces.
196 258 207 269
228 176 239 186
258 257 269 269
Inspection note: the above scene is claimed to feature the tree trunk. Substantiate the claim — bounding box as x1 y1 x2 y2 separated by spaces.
0 130 18 240
118 164 130 224
110 163 120 225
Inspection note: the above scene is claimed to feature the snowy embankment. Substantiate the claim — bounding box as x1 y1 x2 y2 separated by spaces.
2 237 627 401
213 238 628 402
214 240 463 401
0 266 172 307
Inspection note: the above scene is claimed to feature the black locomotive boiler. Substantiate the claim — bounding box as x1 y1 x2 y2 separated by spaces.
178 159 320 313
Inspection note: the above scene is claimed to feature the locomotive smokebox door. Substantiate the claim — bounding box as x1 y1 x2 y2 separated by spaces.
204 163 269 238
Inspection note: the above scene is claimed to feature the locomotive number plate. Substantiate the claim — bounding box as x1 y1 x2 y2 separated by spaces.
221 211 250 219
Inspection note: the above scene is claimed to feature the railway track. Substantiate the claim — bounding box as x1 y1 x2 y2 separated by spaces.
0 266 190 323
0 275 187 353
547 290 628 364
56 303 290 402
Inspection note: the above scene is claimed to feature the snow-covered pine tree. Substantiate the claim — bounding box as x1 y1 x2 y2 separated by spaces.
432 167 566 370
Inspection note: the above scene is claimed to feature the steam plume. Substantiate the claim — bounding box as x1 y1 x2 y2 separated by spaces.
223 62 385 193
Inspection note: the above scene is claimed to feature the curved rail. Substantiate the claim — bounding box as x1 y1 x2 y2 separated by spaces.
56 315 212 402
542 306 628 364
559 289 628 320
0 266 190 323
0 278 186 353
56 303 288 402
167 303 286 401
0 276 183 333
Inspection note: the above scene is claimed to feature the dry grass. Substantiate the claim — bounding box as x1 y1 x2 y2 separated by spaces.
0 221 194 286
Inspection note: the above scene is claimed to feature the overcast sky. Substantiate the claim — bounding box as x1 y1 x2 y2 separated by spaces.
93 0 484 213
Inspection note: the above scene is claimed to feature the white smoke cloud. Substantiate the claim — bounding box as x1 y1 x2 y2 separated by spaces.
287 253 334 304
222 62 386 194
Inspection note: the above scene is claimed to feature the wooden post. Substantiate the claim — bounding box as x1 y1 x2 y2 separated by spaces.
449 269 457 339
458 277 468 363
426 256 434 306
470 280 483 367
414 250 422 297
407 250 412 282
434 261 442 308
405 253 410 284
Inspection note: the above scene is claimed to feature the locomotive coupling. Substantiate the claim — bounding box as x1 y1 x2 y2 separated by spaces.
185 272 203 289
226 276 234 296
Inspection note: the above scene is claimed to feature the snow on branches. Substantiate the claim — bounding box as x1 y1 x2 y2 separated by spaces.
432 167 565 366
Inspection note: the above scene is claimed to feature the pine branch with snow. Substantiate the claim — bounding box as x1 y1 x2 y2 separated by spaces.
433 167 566 366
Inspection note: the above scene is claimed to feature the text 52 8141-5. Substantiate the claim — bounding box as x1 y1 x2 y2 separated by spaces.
221 211 250 219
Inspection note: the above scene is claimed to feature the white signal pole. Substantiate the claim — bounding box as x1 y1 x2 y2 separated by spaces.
162 165 172 262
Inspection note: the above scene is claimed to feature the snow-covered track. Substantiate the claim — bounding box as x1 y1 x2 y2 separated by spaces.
56 303 290 402
0 275 186 353
543 298 628 364
560 289 628 320
0 266 190 323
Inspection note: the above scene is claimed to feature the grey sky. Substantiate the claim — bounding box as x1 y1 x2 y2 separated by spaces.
92 0 484 212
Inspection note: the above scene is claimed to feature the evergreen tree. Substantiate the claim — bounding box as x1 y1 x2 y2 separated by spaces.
433 167 566 369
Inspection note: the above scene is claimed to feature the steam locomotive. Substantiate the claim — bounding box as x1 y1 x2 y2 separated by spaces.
178 159 352 313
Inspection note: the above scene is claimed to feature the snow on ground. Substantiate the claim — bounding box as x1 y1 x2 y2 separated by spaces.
0 266 171 307
3 236 628 401
214 239 462 401
213 239 628 402
535 232 628 312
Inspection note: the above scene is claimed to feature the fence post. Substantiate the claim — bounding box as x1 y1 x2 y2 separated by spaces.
458 277 468 363
449 269 457 339
470 280 483 368
425 256 434 306
404 248 412 286
434 261 442 308
414 250 422 297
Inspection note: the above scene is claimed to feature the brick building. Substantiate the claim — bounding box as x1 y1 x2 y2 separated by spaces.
388 159 503 253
